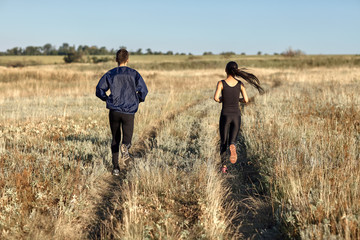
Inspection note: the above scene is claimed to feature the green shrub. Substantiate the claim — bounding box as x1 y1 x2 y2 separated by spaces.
64 52 83 63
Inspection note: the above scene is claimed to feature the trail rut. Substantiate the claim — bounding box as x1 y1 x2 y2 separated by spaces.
82 80 283 239
84 97 208 239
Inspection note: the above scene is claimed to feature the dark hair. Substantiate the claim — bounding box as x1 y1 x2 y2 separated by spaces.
225 61 264 94
116 48 129 64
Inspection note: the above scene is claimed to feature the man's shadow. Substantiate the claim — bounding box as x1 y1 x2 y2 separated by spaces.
86 169 127 240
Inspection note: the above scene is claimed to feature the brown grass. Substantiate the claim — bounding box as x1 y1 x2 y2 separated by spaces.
0 62 236 239
0 58 359 239
242 67 360 239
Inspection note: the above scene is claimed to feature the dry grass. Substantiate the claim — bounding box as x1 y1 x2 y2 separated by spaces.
0 62 235 239
242 67 360 239
0 58 359 239
117 101 235 239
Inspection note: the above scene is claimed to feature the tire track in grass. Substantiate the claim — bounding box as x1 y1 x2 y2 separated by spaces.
119 97 234 239
131 97 206 158
225 134 282 239
85 79 283 239
84 97 208 239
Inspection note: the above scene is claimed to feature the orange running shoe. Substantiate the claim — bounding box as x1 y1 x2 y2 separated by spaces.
220 165 228 173
229 144 237 164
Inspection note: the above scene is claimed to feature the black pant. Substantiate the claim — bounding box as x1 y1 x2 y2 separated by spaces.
219 113 241 154
109 110 135 154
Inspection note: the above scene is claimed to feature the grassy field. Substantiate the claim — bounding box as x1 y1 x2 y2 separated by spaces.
1 54 360 69
0 55 359 239
0 55 65 66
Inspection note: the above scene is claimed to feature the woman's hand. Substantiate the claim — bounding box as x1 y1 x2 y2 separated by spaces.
239 98 246 103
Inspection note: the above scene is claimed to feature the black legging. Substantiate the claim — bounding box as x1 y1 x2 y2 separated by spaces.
109 110 135 154
219 113 241 154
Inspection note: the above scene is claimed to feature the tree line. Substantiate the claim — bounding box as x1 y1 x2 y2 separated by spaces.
1 43 306 58
0 43 193 56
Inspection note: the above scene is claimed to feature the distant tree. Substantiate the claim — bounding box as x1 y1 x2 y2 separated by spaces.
135 48 143 55
166 51 173 55
110 48 116 54
146 48 152 55
203 51 213 55
64 50 83 63
6 47 23 55
24 46 42 55
88 46 99 55
220 51 235 59
42 43 53 55
241 52 246 55
98 46 108 55
281 47 305 57
220 51 235 55
58 43 70 55
257 51 262 55
81 45 92 55
77 45 84 54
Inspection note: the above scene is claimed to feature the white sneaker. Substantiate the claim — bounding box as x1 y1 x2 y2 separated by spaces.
112 168 120 176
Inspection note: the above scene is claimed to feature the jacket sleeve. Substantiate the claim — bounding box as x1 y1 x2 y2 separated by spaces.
96 73 109 101
135 72 148 102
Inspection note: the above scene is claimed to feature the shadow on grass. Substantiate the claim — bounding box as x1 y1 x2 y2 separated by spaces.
225 131 283 240
86 169 127 240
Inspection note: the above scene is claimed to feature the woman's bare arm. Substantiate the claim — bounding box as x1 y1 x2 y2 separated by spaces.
240 84 249 103
214 81 223 103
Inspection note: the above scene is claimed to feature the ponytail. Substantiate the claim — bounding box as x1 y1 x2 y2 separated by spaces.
226 61 264 94
235 68 264 94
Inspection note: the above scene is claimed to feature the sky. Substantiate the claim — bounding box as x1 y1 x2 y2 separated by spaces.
0 0 359 55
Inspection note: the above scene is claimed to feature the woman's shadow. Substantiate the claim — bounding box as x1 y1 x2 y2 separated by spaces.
224 130 282 239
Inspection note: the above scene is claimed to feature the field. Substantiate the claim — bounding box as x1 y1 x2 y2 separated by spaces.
0 55 359 239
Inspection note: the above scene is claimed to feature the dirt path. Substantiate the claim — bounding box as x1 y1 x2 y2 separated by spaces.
84 97 209 239
225 133 282 239
83 81 283 239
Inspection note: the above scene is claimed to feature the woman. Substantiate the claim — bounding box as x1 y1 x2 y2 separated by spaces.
214 61 264 173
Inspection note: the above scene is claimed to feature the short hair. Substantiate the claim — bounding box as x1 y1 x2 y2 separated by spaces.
116 48 129 64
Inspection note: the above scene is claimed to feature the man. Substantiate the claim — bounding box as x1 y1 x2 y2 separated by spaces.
96 48 148 176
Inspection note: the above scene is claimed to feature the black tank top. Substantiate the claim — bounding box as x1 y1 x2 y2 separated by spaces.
221 80 241 115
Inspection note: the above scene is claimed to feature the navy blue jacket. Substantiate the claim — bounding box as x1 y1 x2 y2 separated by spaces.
96 66 148 114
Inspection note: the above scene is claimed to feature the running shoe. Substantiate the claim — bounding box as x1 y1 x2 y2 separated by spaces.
220 165 228 173
112 168 120 176
229 144 237 164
